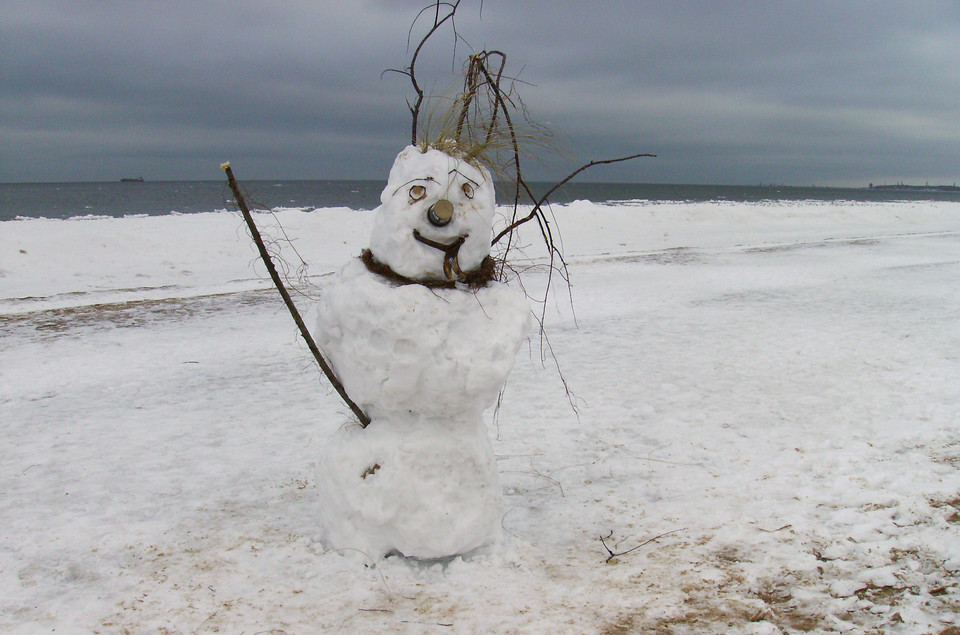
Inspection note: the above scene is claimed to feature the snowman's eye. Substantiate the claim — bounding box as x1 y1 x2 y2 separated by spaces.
409 185 427 201
461 183 474 199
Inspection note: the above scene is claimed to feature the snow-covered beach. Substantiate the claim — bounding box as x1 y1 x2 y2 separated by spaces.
2 199 959 632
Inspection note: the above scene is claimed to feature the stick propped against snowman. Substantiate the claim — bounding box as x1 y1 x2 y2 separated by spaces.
224 1 652 559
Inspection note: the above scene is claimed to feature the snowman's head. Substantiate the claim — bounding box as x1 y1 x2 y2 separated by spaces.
369 145 496 282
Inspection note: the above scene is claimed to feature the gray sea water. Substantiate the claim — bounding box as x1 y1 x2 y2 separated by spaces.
3 179 959 222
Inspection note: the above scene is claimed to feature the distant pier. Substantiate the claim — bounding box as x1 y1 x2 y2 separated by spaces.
868 182 959 192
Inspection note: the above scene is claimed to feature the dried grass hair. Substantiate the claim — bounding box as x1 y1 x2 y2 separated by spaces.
414 55 557 193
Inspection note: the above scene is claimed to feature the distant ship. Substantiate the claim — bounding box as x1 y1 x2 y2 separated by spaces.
120 177 145 182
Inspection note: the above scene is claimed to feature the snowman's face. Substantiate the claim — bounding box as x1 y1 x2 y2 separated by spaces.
369 146 496 281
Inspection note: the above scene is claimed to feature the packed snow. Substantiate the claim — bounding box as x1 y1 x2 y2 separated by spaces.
315 146 529 558
368 146 498 281
2 197 959 633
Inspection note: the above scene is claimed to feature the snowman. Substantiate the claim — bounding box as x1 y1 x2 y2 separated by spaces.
314 144 531 559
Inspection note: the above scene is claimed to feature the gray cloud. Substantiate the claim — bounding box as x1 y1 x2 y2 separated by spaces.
2 0 958 186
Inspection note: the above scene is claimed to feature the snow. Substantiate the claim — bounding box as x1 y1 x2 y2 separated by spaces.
314 260 530 558
368 146 497 281
2 197 960 632
315 262 529 419
313 146 529 558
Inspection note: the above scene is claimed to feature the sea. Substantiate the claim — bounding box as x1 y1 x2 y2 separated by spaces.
3 179 960 222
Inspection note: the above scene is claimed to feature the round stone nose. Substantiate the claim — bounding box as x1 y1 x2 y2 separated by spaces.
427 199 454 226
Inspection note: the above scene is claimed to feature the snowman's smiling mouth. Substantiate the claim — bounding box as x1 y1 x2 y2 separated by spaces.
413 229 467 281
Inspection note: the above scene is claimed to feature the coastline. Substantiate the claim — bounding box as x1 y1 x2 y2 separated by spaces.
4 179 960 222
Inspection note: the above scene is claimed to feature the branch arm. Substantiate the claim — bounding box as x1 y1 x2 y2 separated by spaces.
491 153 656 246
222 163 371 428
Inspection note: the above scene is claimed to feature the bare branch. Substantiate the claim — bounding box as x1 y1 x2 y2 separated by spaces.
380 5 657 421
222 163 371 428
397 0 462 144
491 153 657 246
600 528 684 563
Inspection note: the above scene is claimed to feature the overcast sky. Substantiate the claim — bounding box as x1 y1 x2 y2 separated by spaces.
3 1 959 186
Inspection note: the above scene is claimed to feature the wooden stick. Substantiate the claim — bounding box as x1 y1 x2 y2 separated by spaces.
600 528 684 563
221 162 371 428
491 153 657 246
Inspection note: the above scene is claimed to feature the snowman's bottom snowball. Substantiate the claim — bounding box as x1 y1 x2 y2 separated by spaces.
316 419 502 559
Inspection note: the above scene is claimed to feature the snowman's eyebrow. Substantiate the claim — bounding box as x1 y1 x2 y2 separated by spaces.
448 169 479 187
392 176 436 196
